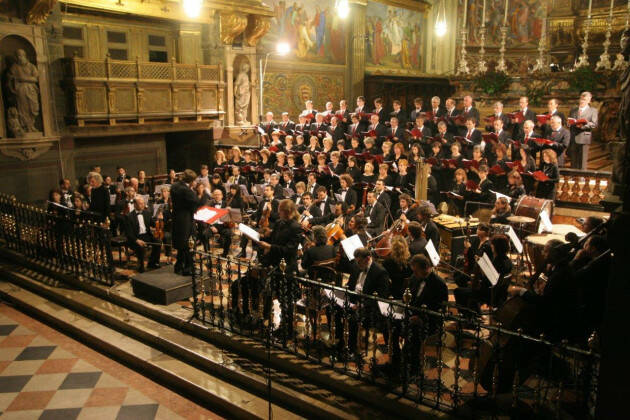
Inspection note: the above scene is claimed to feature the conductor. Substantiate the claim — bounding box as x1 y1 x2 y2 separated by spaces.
171 169 200 276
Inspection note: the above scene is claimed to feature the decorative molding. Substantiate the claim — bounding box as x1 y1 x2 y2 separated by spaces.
0 137 58 161
244 15 270 47
220 12 248 45
370 0 430 13
26 0 58 25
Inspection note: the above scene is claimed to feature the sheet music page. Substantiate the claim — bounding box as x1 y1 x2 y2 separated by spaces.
194 207 217 222
341 234 364 261
490 190 511 201
538 210 553 233
477 252 500 286
425 239 440 266
507 226 523 253
377 301 405 319
323 288 347 307
238 223 260 242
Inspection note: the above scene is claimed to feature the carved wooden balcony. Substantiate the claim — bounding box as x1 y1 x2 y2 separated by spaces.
63 56 225 127
556 168 611 210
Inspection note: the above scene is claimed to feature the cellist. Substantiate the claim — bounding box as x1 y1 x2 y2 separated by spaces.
237 184 278 259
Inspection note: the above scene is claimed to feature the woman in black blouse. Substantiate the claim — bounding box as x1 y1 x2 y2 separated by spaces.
345 156 362 181
536 149 560 199
383 236 413 299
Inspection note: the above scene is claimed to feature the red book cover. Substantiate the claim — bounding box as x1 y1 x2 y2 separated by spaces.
453 136 472 145
482 133 499 144
361 129 377 138
406 128 423 138
536 114 551 125
530 138 555 146
531 170 550 182
425 157 439 166
489 164 506 175
568 118 588 127
508 111 525 124
484 115 497 124
465 180 479 191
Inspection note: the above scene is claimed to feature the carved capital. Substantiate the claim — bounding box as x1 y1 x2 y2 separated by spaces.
26 0 58 25
245 15 271 47
220 12 248 45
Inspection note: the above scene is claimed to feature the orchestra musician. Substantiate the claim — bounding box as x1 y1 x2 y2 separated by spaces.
454 223 493 310
208 189 233 258
490 196 512 224
237 184 278 259
337 174 358 213
301 225 337 278
568 91 598 169
407 221 428 256
299 192 321 226
396 193 419 222
87 172 111 223
373 179 392 210
311 187 335 226
125 196 161 272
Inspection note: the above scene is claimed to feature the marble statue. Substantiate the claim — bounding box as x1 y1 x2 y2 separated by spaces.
7 49 40 134
234 61 251 126
6 107 24 138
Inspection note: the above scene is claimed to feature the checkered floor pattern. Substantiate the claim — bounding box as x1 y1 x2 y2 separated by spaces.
0 304 220 420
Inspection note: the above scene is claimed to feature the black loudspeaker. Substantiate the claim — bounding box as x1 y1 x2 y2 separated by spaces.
131 266 209 305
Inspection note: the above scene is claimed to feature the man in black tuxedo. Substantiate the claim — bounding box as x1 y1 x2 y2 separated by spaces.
299 192 322 222
208 189 233 257
310 187 335 226
327 116 345 143
125 196 161 272
259 112 277 136
387 116 406 142
171 169 201 275
391 254 448 370
337 174 358 212
511 96 537 140
340 247 390 355
115 166 131 184
365 191 386 236
374 180 392 210
395 194 419 221
389 100 407 126
87 172 111 222
407 221 428 256
278 112 295 133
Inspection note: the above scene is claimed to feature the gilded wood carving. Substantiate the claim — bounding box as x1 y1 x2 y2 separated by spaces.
220 12 248 45
245 15 270 47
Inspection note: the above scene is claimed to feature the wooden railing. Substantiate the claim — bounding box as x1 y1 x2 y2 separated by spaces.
557 168 611 208
63 56 225 126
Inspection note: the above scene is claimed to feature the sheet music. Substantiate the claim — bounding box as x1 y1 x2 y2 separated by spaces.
341 234 364 261
477 252 500 286
194 207 218 222
538 210 553 234
238 223 260 242
507 226 523 254
152 203 165 218
139 194 150 205
323 288 347 307
109 194 117 206
377 301 405 319
425 239 440 267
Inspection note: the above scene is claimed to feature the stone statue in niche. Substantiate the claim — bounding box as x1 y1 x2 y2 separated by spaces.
6 107 24 138
616 29 630 202
234 61 251 126
6 49 40 136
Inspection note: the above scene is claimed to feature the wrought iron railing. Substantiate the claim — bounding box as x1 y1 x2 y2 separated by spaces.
190 250 600 418
0 194 115 285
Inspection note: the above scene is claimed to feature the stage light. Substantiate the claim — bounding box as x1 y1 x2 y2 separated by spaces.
183 0 203 18
435 20 447 37
337 0 350 19
276 41 290 56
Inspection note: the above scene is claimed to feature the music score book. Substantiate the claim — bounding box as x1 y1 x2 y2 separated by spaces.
341 234 364 261
477 252 500 286
425 240 440 267
238 223 260 243
507 226 523 254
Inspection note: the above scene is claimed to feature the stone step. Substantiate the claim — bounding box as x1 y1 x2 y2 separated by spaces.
0 265 362 420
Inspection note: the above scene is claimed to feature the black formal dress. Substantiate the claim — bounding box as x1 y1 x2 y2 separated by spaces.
171 181 200 274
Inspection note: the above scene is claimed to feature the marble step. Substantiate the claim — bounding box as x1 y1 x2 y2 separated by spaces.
0 266 359 420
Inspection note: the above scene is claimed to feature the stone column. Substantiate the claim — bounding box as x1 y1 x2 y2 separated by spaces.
346 0 367 100
225 47 235 126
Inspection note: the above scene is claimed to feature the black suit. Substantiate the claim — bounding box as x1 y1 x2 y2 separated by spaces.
310 122 329 140
327 125 345 143
548 127 571 166
259 120 277 136
355 106 370 131
408 236 427 256
373 108 387 125
511 109 537 139
89 185 111 222
337 187 358 211
367 123 388 145
171 181 201 273
386 126 405 142
374 190 391 210
484 113 512 133
125 209 161 270
540 111 566 138
445 108 461 134
365 201 386 236
389 109 407 126
410 107 425 123
311 197 334 225
278 120 295 133
261 218 302 270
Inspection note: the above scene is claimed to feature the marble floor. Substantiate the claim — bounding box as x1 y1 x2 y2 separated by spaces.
0 303 221 420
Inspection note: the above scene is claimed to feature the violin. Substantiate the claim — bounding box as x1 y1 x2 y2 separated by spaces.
258 201 272 238
154 219 165 241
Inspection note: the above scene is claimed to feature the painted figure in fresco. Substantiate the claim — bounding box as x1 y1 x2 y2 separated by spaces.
373 17 385 65
511 0 531 44
7 49 40 133
314 6 326 56
234 62 251 126
387 10 403 56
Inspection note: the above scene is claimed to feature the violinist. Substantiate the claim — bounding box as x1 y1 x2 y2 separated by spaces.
237 184 278 258
373 179 392 210
407 221 427 256
269 173 285 199
365 190 386 237
298 192 322 227
208 189 233 258
344 215 370 245
125 196 162 273
227 184 245 210
294 182 306 208
311 187 335 226
301 225 337 277
454 223 493 311
115 186 136 234
210 174 226 196
396 193 419 222
417 205 440 248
